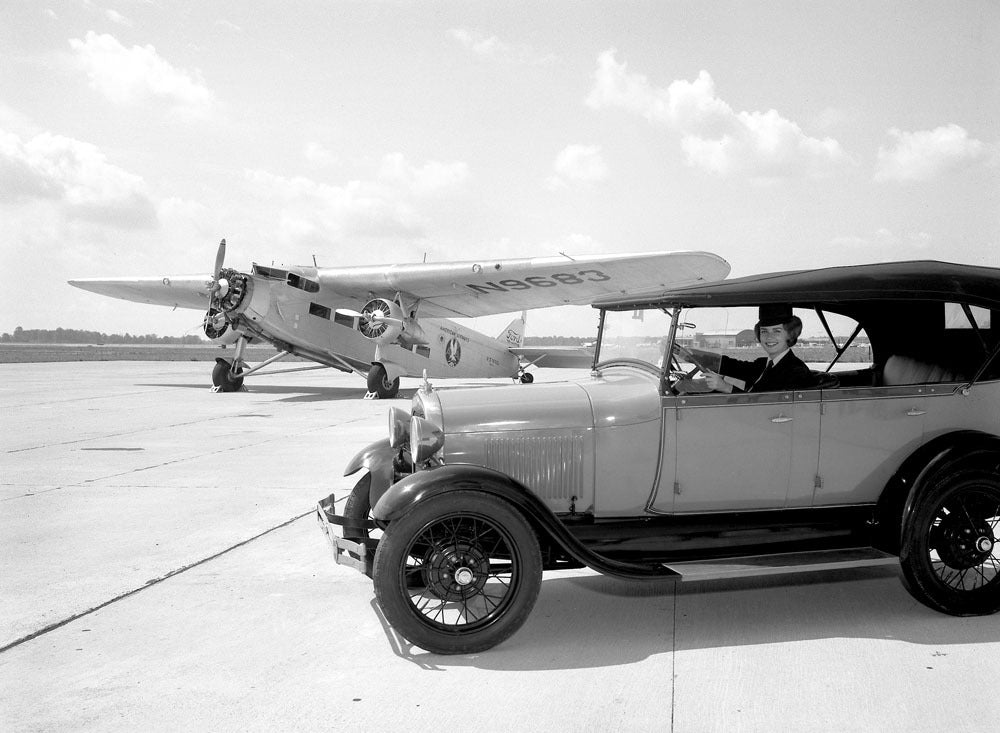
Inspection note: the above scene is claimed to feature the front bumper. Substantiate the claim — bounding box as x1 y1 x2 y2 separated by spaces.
315 493 377 575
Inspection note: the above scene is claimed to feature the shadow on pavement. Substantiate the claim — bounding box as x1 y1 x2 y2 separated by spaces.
386 566 1000 671
138 382 416 403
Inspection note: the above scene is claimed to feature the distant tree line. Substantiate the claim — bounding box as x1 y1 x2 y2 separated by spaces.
1 327 205 345
523 335 592 346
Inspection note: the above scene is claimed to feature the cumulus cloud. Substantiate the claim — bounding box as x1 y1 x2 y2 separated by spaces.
586 50 846 181
69 31 215 118
0 128 157 229
245 153 469 241
547 145 608 189
377 153 469 195
449 28 557 65
105 9 132 27
303 142 337 168
874 124 989 182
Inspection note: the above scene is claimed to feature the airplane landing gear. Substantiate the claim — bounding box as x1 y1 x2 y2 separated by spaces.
365 363 400 399
212 358 245 392
212 335 248 392
518 370 534 384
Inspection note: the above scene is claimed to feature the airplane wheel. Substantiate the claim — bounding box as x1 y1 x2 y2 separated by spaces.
212 358 245 392
367 364 400 399
519 372 534 384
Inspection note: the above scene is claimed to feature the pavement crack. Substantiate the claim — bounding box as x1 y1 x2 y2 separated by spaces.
0 510 313 655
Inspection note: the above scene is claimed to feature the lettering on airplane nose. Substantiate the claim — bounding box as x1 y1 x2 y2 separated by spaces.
465 269 611 295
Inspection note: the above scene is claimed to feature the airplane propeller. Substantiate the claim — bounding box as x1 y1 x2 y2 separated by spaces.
203 238 231 339
336 308 403 326
337 301 406 341
209 238 230 302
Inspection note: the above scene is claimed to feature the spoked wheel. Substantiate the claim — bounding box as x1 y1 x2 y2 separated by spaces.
900 469 1000 616
212 358 245 392
366 364 400 399
372 491 542 654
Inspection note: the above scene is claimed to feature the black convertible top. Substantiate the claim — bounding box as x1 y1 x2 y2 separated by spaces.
597 260 1000 312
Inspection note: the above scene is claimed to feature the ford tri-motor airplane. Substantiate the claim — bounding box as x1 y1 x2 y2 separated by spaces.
69 241 730 398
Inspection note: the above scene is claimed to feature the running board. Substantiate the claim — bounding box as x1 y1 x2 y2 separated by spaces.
664 547 898 582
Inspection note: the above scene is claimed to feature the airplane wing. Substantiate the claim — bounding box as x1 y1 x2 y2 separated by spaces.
510 345 595 369
68 275 213 310
318 250 730 318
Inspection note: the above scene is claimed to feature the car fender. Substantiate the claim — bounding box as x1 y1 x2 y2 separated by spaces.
373 463 678 580
344 438 396 507
876 430 1000 552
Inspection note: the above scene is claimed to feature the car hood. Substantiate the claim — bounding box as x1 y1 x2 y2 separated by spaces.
431 381 593 434
425 368 661 436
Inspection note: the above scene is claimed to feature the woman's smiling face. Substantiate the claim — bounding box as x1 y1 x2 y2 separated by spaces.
758 324 790 357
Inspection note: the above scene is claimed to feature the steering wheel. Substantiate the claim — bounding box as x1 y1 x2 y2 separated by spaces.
670 348 710 380
667 347 715 395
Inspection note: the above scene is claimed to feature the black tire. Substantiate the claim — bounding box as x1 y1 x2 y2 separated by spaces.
519 372 534 384
366 364 400 399
212 358 244 392
900 469 1000 616
343 473 379 578
372 490 542 654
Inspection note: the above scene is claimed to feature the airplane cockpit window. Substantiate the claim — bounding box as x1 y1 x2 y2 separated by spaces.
252 264 288 280
286 273 320 293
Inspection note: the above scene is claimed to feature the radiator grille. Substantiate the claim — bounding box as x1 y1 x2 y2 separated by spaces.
483 434 584 500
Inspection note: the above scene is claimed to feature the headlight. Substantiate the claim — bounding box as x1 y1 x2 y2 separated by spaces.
409 415 444 464
388 407 410 449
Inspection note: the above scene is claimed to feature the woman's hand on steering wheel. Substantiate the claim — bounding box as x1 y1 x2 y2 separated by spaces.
672 343 705 379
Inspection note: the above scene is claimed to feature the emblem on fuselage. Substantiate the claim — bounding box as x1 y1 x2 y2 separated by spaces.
445 337 462 367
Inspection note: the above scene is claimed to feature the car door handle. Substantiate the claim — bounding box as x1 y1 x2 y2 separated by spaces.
771 415 793 423
906 408 927 417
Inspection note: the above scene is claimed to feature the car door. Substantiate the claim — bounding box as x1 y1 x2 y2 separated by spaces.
814 384 926 505
649 389 813 513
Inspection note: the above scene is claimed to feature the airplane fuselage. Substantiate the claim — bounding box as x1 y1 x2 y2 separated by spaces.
223 266 520 380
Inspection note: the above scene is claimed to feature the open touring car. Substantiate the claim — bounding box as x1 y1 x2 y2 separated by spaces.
318 260 1000 654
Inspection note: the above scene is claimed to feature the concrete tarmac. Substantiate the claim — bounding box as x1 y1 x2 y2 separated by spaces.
2 362 999 732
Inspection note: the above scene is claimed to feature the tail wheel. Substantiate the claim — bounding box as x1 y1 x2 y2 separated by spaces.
211 358 245 392
366 364 400 399
372 490 542 654
900 469 1000 615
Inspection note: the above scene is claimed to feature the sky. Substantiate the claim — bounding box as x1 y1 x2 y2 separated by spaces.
1 0 998 340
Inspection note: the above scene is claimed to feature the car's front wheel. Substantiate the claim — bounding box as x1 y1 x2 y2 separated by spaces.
343 473 381 578
900 469 1000 615
372 490 542 654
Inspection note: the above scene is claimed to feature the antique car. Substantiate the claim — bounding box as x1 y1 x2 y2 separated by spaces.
317 260 1000 654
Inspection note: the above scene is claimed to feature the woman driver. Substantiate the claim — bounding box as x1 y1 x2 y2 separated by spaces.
675 304 814 393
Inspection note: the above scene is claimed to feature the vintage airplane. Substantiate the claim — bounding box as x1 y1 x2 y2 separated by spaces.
68 241 730 398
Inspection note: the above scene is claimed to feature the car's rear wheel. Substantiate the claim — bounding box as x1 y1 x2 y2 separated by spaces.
372 490 542 654
900 469 1000 615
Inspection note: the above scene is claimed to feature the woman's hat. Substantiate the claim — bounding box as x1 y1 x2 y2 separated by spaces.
757 304 794 327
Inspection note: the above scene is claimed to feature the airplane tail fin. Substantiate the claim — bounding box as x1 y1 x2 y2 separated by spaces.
497 311 526 348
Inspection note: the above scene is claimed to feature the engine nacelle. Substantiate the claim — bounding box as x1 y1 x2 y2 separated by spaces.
358 298 405 344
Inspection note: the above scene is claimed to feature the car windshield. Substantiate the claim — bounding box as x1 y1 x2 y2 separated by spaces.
596 308 675 367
